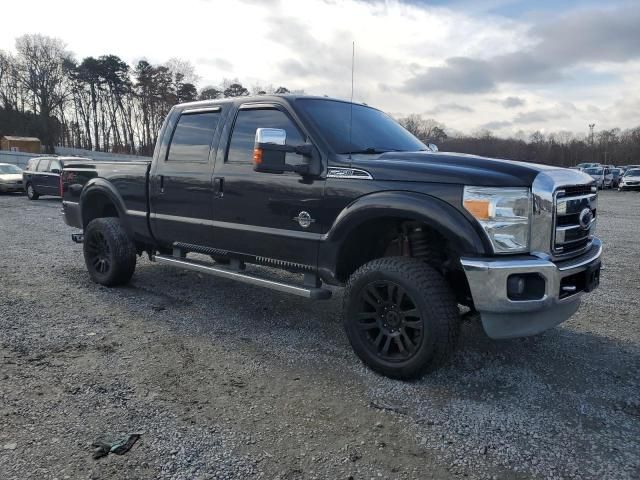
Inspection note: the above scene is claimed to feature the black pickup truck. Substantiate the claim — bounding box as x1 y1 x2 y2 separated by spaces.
61 95 602 379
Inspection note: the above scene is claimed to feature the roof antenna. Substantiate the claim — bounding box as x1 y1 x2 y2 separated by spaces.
348 41 355 165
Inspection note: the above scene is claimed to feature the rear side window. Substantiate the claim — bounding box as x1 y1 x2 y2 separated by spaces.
26 158 39 170
37 159 50 172
226 108 304 163
167 111 221 162
50 160 62 172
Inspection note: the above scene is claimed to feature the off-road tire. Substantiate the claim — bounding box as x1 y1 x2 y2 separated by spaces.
26 183 39 200
83 217 136 286
343 256 459 380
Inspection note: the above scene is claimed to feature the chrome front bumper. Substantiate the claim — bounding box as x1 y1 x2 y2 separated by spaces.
460 238 602 339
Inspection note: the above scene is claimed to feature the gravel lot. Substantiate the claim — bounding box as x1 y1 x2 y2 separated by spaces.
1 190 639 480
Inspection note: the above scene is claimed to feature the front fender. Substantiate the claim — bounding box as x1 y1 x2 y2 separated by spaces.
318 190 489 283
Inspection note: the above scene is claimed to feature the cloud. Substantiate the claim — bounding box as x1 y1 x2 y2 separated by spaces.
425 102 474 114
197 57 233 71
402 4 640 94
501 96 525 108
513 108 571 125
404 57 495 94
481 120 512 130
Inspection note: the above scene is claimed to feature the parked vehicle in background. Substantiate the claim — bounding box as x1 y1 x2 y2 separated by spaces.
0 163 24 193
602 167 614 188
611 168 623 188
618 168 640 191
59 95 602 379
584 167 606 189
569 166 584 172
576 162 600 169
23 156 89 200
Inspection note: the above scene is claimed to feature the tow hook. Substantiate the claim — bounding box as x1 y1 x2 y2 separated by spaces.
71 233 84 244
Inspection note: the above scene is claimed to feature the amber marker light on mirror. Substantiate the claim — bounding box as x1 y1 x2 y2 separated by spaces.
253 147 263 165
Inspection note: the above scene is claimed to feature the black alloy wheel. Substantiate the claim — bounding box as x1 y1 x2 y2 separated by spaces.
355 281 423 362
85 229 112 276
343 257 459 380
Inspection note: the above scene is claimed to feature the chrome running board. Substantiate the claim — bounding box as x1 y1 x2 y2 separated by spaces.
153 254 332 300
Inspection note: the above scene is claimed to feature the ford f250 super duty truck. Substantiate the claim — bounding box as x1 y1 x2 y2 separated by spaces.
61 95 602 379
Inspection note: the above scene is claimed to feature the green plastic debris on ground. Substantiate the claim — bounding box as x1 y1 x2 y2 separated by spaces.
92 433 141 459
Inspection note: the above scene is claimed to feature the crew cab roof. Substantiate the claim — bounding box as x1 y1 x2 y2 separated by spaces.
174 94 367 112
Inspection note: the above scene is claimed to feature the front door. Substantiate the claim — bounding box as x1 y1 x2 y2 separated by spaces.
149 106 224 248
211 103 325 269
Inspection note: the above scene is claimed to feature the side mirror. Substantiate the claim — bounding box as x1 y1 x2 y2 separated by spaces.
427 143 438 152
51 168 61 174
253 128 320 176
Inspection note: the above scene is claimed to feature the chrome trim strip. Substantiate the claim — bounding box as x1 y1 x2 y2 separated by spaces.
126 210 147 217
327 167 373 180
151 213 322 240
182 106 221 114
153 255 331 299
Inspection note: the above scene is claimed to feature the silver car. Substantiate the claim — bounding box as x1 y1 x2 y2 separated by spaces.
0 163 24 193
619 168 640 191
583 166 608 189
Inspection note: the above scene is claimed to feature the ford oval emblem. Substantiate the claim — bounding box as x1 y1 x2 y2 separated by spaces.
578 207 593 230
293 211 315 229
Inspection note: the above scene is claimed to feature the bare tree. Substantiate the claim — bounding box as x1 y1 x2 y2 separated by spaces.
14 34 71 152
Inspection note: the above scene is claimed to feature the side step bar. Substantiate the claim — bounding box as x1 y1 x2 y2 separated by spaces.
153 254 332 300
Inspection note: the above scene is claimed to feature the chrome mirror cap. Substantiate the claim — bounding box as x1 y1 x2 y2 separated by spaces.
255 128 286 145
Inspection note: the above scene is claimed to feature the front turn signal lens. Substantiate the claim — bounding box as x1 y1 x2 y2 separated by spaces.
463 199 490 220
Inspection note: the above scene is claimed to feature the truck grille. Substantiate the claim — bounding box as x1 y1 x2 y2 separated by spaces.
553 186 597 257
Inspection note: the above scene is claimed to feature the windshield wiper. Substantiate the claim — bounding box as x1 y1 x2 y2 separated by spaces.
340 147 399 155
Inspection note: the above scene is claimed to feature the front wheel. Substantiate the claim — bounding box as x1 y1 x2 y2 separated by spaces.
26 183 39 200
83 217 136 286
343 257 460 380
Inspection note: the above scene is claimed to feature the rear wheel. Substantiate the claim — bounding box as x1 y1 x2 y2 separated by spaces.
83 217 136 286
26 183 39 200
343 257 459 380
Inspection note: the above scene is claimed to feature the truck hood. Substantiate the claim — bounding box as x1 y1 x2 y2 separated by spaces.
347 151 592 187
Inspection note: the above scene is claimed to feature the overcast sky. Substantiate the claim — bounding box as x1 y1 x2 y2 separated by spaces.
1 0 639 136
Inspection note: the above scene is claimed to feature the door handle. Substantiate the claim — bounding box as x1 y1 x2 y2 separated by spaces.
213 177 224 198
160 175 164 193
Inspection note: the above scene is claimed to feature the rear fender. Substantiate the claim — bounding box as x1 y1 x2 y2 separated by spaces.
80 178 132 235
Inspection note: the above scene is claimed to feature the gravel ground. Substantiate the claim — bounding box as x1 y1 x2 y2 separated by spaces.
0 190 638 480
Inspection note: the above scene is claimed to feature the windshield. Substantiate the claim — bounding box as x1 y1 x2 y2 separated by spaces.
624 169 640 176
0 164 22 174
585 168 603 175
296 99 426 154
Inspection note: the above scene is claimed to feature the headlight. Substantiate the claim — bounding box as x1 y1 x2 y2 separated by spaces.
463 186 531 253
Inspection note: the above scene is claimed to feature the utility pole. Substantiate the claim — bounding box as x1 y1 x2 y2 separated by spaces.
589 123 595 162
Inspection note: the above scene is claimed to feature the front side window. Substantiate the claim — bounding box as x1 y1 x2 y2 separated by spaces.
167 111 221 162
226 108 304 163
37 160 50 172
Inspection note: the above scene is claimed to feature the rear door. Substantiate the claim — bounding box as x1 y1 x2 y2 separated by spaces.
150 106 225 248
34 159 50 191
43 158 62 195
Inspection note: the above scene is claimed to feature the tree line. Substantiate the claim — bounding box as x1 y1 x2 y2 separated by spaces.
398 115 640 167
0 34 294 155
1 33 639 165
